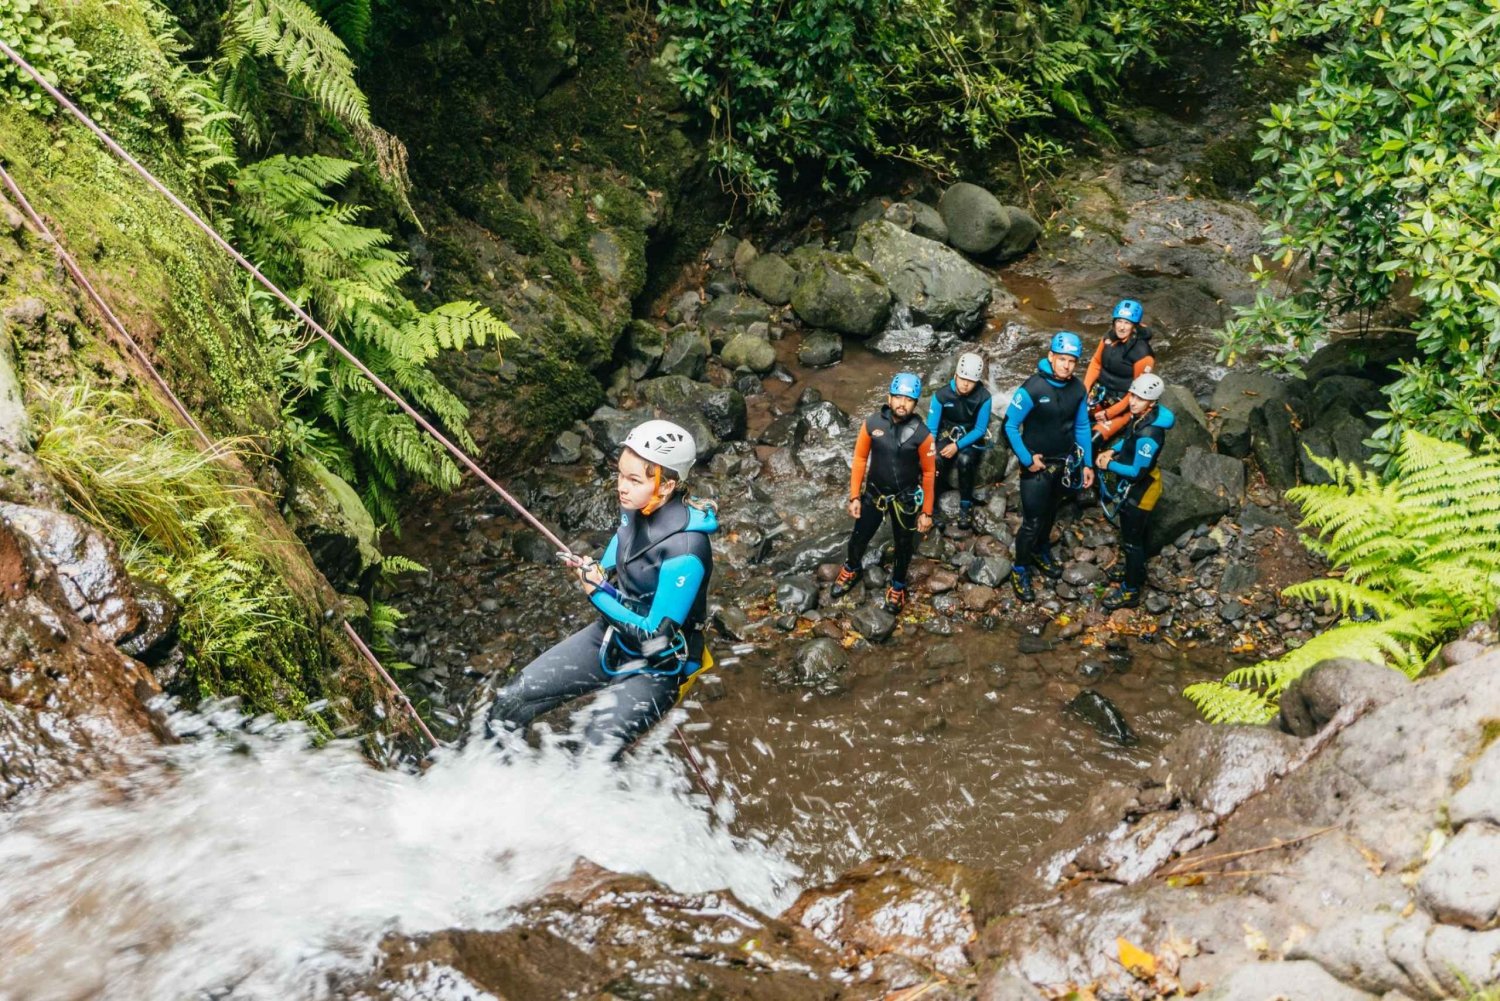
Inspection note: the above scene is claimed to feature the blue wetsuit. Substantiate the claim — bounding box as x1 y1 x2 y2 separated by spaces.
1004 358 1092 571
487 496 717 757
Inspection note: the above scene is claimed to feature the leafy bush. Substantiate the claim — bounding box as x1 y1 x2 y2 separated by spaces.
656 0 1244 214
1220 0 1500 445
32 384 322 717
232 153 513 526
1185 432 1500 723
0 0 94 113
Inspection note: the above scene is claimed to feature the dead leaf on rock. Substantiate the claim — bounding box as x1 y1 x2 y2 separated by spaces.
1116 937 1157 980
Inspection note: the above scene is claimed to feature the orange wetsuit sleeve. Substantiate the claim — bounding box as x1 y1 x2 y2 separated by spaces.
1084 340 1104 391
850 423 871 500
1133 353 1155 379
920 436 936 515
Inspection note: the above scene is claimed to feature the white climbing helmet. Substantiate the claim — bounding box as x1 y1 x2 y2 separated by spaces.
1129 373 1165 401
956 352 985 382
622 419 697 480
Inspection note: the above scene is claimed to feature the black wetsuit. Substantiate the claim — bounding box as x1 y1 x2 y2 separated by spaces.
486 496 717 758
845 406 936 589
927 380 994 511
1101 405 1174 589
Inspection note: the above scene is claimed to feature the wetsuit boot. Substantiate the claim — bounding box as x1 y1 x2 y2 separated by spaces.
1106 561 1127 584
956 501 974 531
1102 585 1141 610
831 564 861 598
883 584 906 613
1031 547 1063 580
1010 565 1035 602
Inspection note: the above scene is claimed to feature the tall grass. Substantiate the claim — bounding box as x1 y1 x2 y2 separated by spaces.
31 384 319 716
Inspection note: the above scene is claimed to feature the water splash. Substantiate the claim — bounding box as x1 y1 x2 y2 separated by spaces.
0 712 801 1001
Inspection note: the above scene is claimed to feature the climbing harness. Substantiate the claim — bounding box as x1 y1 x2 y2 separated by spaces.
1097 470 1127 524
870 486 924 530
1059 448 1087 491
0 41 724 787
939 424 993 451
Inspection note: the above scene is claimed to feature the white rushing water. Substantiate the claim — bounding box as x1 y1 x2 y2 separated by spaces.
0 711 801 1001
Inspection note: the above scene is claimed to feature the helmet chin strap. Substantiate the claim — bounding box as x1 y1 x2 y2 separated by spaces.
640 466 667 515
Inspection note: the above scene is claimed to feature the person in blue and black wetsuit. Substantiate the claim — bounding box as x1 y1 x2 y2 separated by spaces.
1094 374 1174 610
927 351 993 530
486 419 716 759
1004 332 1094 603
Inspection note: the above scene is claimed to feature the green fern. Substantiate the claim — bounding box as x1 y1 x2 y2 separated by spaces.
1186 432 1500 724
233 154 513 527
221 0 368 141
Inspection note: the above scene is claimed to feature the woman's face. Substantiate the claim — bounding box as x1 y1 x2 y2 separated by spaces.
1113 318 1135 340
617 448 673 511
1127 393 1153 415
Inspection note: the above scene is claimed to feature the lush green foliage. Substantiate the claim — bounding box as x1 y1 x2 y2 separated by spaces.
1221 0 1500 446
0 0 93 112
656 0 1244 213
1186 432 1500 723
233 154 513 527
32 385 322 717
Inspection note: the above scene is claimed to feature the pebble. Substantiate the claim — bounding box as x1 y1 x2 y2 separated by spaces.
1218 600 1247 623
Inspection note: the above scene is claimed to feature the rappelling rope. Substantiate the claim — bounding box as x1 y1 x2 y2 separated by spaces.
0 41 722 791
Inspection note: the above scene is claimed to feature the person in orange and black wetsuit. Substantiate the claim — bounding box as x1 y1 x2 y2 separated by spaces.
1084 298 1155 437
829 372 936 614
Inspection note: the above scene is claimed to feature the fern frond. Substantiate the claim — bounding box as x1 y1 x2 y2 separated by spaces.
225 0 369 132
1183 681 1277 725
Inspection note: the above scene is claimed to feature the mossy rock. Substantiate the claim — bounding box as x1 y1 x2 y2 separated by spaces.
789 253 891 337
720 332 776 374
743 253 798 306
283 456 382 593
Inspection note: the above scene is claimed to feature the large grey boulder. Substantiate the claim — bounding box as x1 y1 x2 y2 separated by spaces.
743 253 798 305
701 293 774 346
658 328 708 380
1417 822 1500 928
1145 471 1231 554
782 638 849 693
1276 658 1411 738
938 182 1009 254
798 330 844 368
907 200 949 244
995 206 1042 260
639 375 747 442
1300 411 1374 486
790 253 892 336
720 332 776 374
1201 961 1377 1001
1251 397 1301 490
0 503 146 645
850 604 897 642
852 220 994 334
1177 446 1245 506
1157 384 1212 474
1212 371 1294 458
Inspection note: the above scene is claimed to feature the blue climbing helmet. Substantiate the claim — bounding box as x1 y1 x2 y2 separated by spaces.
889 372 923 399
1050 331 1083 358
1112 299 1144 324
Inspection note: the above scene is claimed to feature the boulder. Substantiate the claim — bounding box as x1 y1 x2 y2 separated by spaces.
743 253 798 306
658 328 709 380
1158 384 1213 474
701 293 774 343
938 182 1009 254
1177 446 1245 506
851 604 897 642
1300 411 1374 486
585 405 638 453
549 430 584 464
1251 398 1301 491
639 376 747 442
1067 690 1136 745
798 330 844 368
1276 658 1411 738
622 321 664 380
720 332 777 374
1309 375 1385 425
1417 822 1500 929
907 200 949 244
995 206 1042 260
775 575 820 614
966 555 1011 587
977 972 1045 1001
1145 471 1231 555
852 221 994 334
1450 742 1500 827
790 253 892 336
1212 371 1293 458
784 638 849 693
282 456 382 591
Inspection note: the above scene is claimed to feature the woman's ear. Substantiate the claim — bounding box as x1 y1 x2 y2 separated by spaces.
658 477 679 501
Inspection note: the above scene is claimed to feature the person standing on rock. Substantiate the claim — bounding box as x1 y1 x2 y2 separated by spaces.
927 351 993 530
486 419 717 759
1094 374 1174 610
830 373 936 614
1004 332 1094 603
1084 299 1155 434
